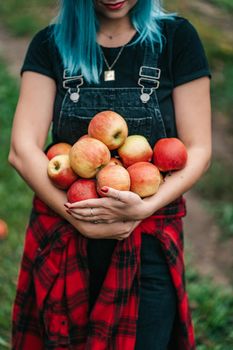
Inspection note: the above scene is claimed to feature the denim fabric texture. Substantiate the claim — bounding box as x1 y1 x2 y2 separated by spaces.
135 234 176 350
57 41 176 349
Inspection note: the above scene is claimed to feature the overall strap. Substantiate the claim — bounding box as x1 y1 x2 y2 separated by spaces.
138 42 161 104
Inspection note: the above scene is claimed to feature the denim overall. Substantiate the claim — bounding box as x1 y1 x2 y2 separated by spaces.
53 46 167 148
53 42 177 350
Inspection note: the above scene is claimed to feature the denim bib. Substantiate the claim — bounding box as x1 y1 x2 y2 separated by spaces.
53 42 167 148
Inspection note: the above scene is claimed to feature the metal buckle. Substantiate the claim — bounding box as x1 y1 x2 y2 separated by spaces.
63 69 82 80
63 76 84 90
138 77 160 90
139 66 161 79
138 70 160 103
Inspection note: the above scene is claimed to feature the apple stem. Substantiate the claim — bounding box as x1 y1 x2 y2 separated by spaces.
54 161 60 170
113 131 121 139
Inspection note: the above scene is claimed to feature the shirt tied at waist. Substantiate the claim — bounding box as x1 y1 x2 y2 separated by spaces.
12 196 195 350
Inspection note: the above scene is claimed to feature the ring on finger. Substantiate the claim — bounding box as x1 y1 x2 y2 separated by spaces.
90 207 94 216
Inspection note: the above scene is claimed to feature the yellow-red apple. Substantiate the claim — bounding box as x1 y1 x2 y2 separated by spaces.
67 179 99 203
47 142 72 160
88 110 128 150
107 157 123 167
69 137 111 178
0 219 8 240
78 134 89 141
96 164 130 195
47 154 78 190
118 135 153 167
127 162 161 198
153 138 188 172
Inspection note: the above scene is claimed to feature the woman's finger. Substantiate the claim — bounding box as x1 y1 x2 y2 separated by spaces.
99 186 132 202
116 233 131 240
67 208 117 223
65 197 106 209
69 207 102 217
116 220 141 240
71 214 111 223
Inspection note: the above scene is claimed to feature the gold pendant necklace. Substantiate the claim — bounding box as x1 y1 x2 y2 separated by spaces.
102 45 126 81
104 70 115 81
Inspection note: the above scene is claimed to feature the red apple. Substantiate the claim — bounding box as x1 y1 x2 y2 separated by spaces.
67 179 99 203
47 142 72 160
88 110 128 150
127 162 161 198
153 138 188 172
107 157 123 167
69 137 111 178
0 219 8 240
47 154 78 190
118 135 153 167
96 164 130 195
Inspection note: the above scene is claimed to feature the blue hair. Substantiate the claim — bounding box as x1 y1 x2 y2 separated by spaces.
52 0 172 84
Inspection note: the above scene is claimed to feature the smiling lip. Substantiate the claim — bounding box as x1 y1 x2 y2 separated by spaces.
103 1 126 11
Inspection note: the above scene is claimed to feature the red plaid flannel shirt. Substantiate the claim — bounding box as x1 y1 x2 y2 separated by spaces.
12 196 196 350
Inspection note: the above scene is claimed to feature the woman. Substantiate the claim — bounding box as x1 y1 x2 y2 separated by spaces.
9 0 211 349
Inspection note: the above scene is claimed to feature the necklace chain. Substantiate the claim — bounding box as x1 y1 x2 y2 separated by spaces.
101 45 126 71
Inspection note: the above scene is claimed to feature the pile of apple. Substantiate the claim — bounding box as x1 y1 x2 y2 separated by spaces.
47 111 188 202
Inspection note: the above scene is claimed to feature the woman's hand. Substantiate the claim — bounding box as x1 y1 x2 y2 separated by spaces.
65 186 153 224
72 218 141 240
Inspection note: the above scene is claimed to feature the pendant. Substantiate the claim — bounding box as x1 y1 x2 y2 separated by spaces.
104 70 115 81
140 93 150 103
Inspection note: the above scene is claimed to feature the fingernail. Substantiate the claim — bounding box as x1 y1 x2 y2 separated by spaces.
101 187 108 193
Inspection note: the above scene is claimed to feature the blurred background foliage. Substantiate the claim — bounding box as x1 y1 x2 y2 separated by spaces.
0 0 233 349
0 0 57 36
164 0 233 241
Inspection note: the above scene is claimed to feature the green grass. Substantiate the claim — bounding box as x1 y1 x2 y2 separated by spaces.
164 1 233 236
164 1 233 117
194 160 233 239
0 60 32 344
195 160 233 202
0 0 56 36
186 18 233 115
208 0 233 13
210 63 233 115
187 268 233 349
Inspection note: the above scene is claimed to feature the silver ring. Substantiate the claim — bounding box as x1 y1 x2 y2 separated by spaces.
90 207 94 216
93 220 99 224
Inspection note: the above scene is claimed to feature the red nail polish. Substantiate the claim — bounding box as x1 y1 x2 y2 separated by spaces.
101 187 108 193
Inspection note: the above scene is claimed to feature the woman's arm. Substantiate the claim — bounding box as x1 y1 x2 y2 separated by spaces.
9 72 139 240
67 76 211 221
8 72 75 221
142 76 212 214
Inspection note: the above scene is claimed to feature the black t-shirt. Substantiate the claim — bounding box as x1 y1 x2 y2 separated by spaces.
21 16 211 139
